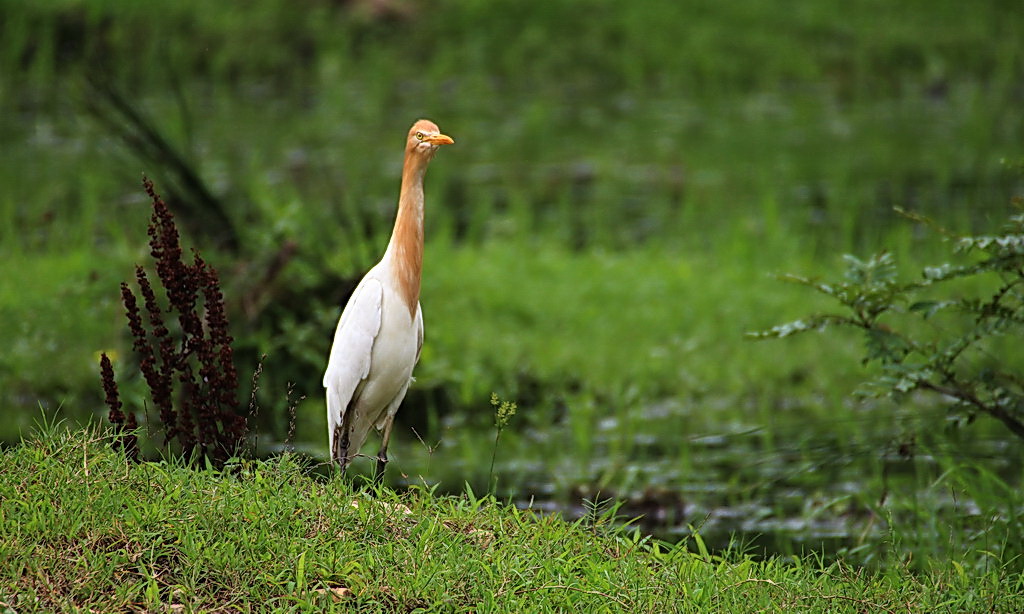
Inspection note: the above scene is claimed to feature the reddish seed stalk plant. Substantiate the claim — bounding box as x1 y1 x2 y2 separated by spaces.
101 178 247 465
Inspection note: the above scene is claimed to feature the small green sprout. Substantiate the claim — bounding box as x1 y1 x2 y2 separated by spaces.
488 393 518 495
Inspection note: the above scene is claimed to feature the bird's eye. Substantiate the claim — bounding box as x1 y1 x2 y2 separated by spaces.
415 132 425 141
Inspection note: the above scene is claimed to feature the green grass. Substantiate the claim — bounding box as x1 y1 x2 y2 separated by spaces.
3 0 1021 257
3 217 1021 565
2 0 1023 567
2 426 1022 613
0 247 135 440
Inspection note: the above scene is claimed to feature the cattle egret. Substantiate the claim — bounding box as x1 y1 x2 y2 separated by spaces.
323 119 454 482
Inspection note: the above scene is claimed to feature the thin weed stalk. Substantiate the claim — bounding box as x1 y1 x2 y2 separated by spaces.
487 392 517 496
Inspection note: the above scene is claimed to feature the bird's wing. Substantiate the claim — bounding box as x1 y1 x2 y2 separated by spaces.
323 277 384 460
414 302 424 364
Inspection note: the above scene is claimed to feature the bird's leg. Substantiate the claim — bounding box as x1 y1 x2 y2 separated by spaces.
333 424 350 469
373 417 396 487
333 406 354 469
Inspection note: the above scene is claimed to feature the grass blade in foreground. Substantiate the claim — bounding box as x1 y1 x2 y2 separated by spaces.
1 426 1021 612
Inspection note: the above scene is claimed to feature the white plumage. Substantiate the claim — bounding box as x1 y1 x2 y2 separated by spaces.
323 266 423 465
323 119 452 480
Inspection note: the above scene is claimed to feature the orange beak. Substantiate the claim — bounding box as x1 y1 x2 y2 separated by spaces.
424 133 455 146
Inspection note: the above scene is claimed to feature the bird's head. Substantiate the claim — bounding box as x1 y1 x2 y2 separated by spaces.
406 119 454 158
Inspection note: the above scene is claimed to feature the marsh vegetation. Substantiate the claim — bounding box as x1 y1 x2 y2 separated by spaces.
2 0 1023 574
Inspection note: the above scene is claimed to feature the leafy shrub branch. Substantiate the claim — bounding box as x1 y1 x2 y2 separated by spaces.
751 202 1024 440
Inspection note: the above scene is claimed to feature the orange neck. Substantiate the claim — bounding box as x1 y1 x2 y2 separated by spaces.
387 152 428 318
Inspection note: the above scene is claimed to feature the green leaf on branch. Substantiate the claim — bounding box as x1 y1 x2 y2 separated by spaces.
754 188 1024 442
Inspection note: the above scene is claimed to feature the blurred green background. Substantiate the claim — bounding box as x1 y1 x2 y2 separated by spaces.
2 0 1022 563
